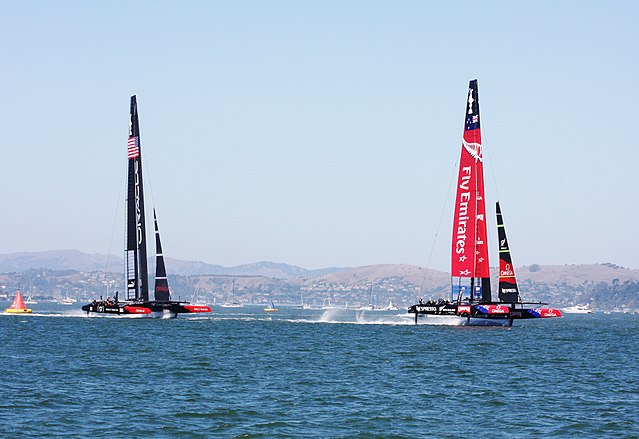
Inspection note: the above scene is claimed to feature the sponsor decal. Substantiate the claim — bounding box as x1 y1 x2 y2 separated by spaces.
455 168 471 255
457 305 471 315
490 305 509 314
414 305 437 312
134 161 143 245
184 305 212 313
534 308 562 318
500 263 514 277
475 304 510 315
124 306 151 314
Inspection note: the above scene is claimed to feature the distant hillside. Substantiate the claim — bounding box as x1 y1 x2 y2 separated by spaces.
310 264 450 289
164 259 344 278
517 263 639 284
2 261 638 310
0 250 119 273
0 250 344 278
305 263 639 289
1 251 637 287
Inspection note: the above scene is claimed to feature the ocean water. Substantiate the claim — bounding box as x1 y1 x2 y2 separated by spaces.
1 304 638 438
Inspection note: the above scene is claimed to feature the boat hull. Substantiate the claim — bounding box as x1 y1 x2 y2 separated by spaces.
414 313 511 327
408 302 561 326
81 301 211 318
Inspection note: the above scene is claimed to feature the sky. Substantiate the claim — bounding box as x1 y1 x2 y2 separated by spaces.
1 1 637 271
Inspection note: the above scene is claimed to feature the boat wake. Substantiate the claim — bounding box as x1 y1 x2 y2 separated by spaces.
313 309 414 326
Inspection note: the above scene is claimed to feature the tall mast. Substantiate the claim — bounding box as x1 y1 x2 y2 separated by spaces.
451 80 491 303
125 95 149 302
153 209 171 302
496 202 521 303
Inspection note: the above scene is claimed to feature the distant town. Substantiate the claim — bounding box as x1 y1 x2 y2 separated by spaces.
1 251 638 312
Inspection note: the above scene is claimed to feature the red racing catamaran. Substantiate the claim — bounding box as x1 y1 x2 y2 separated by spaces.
408 80 561 326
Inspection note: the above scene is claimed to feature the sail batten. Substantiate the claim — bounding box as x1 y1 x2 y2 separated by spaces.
451 80 491 303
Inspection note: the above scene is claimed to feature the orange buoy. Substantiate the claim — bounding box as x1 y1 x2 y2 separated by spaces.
4 290 32 314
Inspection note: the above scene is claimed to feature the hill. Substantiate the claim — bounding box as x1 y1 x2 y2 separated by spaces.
1 251 638 310
0 250 344 278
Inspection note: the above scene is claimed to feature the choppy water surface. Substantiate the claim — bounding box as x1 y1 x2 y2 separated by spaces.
1 305 638 438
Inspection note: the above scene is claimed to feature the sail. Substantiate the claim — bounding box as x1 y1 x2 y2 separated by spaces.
125 95 150 302
153 209 171 302
9 290 27 310
496 202 521 303
451 80 491 302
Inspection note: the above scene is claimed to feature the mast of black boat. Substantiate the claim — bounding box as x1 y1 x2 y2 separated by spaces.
126 95 149 303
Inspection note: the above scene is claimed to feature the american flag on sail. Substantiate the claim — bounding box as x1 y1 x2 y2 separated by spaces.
127 136 140 159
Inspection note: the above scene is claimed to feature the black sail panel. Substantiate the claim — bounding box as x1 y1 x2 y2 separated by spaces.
496 202 520 303
125 95 149 302
153 209 171 302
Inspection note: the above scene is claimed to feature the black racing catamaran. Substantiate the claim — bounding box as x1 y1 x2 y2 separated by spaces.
82 96 211 318
407 80 561 326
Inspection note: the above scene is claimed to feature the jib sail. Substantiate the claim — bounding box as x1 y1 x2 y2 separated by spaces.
496 202 521 303
153 209 171 302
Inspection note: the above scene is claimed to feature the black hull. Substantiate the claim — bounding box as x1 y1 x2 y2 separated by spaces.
81 301 211 317
407 302 561 325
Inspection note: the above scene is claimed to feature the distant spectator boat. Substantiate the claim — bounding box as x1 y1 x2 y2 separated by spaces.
383 300 400 311
264 300 278 312
220 279 243 307
563 304 593 314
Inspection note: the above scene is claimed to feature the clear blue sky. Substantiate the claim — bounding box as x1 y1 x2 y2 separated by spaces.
1 1 637 270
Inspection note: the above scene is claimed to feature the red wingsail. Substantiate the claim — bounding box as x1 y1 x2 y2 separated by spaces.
451 80 491 302
451 80 490 280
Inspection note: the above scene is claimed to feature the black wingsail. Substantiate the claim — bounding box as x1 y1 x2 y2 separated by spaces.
126 96 150 302
496 202 521 303
153 209 171 302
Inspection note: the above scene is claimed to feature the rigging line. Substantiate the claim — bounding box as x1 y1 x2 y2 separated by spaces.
105 161 127 286
482 121 501 203
419 160 458 296
141 140 157 211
